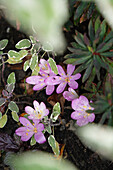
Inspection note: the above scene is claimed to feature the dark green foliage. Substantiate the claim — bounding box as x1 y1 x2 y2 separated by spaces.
64 18 113 82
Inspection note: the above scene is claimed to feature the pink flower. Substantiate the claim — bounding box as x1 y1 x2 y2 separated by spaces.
25 100 49 121
63 88 78 101
15 117 46 144
26 59 57 95
39 59 51 74
71 96 95 126
46 64 81 94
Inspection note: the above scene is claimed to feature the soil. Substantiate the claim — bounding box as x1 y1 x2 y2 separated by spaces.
0 14 113 170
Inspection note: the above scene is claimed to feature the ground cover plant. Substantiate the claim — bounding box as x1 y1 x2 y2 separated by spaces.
0 0 113 169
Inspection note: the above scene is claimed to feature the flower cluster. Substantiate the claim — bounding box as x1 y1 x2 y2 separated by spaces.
25 59 95 127
15 100 49 143
26 59 81 95
71 96 95 126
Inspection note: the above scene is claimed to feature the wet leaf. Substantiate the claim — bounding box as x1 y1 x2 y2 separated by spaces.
7 72 16 84
11 111 19 122
6 83 15 93
0 98 6 107
0 114 7 128
23 60 30 71
8 101 19 113
15 39 31 49
0 39 8 50
48 135 60 156
29 53 38 71
48 58 58 74
30 135 36 146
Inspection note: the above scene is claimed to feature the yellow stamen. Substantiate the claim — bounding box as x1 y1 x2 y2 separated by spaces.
89 107 91 109
27 129 30 132
37 113 42 119
27 124 29 126
83 106 87 108
26 133 28 136
34 128 37 133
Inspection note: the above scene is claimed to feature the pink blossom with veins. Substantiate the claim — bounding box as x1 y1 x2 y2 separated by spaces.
25 100 49 122
15 117 46 144
26 59 57 95
46 64 81 94
71 96 95 126
63 88 78 101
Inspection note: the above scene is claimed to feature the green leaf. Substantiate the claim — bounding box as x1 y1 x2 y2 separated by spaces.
29 53 38 71
93 55 100 80
100 51 113 57
0 114 7 128
0 39 8 50
74 32 86 48
19 50 28 60
7 72 16 84
7 58 23 64
11 111 19 122
82 61 93 82
99 20 106 42
0 112 2 119
8 50 20 60
64 58 76 64
30 135 36 146
23 60 30 71
95 17 101 33
48 135 56 149
29 36 36 44
0 98 6 106
88 20 94 42
74 2 87 20
48 135 60 156
8 101 19 113
48 58 58 74
15 39 31 49
6 83 15 93
73 59 92 74
53 102 60 113
45 124 52 134
73 55 92 65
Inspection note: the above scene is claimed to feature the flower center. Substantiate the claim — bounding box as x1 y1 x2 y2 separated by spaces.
33 127 37 133
37 113 42 119
65 77 70 82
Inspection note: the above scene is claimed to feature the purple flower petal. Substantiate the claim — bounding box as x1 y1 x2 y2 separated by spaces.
19 117 33 128
36 123 45 131
26 76 40 84
15 127 27 136
45 76 61 85
40 102 46 110
68 80 78 89
71 111 84 120
33 82 46 91
34 132 46 144
63 91 72 101
21 131 33 141
57 65 66 77
87 113 95 122
76 118 89 126
67 64 75 76
56 82 67 94
33 100 39 110
70 73 81 80
72 98 80 110
25 106 34 115
46 85 55 95
79 96 89 106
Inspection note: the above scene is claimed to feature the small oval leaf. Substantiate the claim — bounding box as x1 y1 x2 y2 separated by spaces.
0 98 6 106
15 39 31 49
0 39 8 50
8 101 19 113
0 114 7 128
48 58 58 74
23 60 30 71
7 72 16 84
29 53 38 71
11 111 19 122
